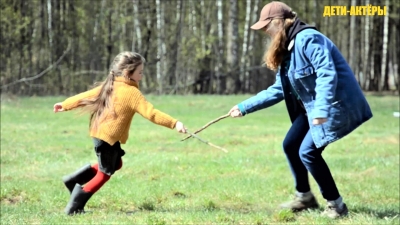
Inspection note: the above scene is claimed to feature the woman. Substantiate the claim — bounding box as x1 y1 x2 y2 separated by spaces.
228 1 372 219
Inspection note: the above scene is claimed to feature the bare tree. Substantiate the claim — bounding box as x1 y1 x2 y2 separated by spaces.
90 0 106 83
239 0 252 93
156 0 164 94
312 0 319 28
132 0 142 52
245 0 259 92
2 0 399 96
167 0 183 94
200 0 206 55
47 0 53 65
349 0 357 82
216 0 224 94
362 0 371 90
226 0 238 94
381 0 390 91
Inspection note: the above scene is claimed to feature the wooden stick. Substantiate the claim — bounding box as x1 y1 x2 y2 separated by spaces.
181 113 230 142
185 130 228 153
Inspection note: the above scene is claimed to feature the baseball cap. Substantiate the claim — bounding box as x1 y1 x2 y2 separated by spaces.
251 1 294 30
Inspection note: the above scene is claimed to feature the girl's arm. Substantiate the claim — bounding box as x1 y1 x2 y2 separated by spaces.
60 86 102 111
132 92 178 129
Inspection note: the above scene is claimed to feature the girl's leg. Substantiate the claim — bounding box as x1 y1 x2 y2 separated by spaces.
62 164 97 194
82 158 123 194
64 140 123 215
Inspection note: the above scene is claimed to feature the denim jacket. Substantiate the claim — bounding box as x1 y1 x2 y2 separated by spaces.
238 29 373 148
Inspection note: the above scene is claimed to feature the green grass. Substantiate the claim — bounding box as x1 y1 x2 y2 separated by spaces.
1 94 399 225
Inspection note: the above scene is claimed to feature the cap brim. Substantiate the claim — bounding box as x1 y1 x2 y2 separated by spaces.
250 20 271 30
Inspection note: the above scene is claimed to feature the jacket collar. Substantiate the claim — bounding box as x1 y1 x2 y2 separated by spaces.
285 17 317 51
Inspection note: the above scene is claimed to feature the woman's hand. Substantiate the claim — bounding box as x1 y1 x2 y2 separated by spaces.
228 105 243 118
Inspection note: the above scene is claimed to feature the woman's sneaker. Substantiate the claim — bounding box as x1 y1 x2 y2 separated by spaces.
280 194 319 212
322 202 348 219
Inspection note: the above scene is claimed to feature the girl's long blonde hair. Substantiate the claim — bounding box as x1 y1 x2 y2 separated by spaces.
77 51 145 130
263 17 296 71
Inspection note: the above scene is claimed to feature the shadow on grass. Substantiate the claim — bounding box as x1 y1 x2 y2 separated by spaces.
351 206 399 219
121 206 275 214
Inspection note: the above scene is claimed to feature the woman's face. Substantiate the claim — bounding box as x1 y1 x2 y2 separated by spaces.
263 19 281 38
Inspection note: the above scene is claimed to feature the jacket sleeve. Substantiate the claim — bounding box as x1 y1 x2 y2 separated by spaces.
61 86 102 111
302 33 338 119
237 72 284 116
132 91 178 129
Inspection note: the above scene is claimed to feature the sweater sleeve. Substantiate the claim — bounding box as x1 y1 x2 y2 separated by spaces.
132 91 178 129
61 86 102 111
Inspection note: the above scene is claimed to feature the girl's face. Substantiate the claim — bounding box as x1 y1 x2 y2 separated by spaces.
128 64 144 82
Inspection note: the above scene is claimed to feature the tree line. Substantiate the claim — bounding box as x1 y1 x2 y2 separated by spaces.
1 0 399 96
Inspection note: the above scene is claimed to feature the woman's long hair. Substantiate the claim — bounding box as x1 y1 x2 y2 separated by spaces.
263 17 296 71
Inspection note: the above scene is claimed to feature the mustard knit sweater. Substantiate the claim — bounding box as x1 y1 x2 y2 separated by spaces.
61 76 178 145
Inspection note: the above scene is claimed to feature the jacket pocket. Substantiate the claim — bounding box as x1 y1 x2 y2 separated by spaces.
294 64 315 78
293 64 316 93
323 100 348 132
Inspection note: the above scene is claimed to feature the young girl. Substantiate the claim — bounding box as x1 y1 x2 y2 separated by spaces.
53 51 187 215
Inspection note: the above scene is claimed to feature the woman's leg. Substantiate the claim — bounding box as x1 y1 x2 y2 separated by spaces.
282 113 311 194
280 113 319 211
299 130 348 218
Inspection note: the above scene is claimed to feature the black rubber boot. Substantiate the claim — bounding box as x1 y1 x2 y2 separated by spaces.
62 164 96 194
64 184 93 215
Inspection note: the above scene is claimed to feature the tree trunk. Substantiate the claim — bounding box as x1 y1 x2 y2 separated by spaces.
55 0 63 95
200 0 206 55
239 0 251 93
132 0 142 52
143 0 154 90
226 0 238 94
90 0 106 83
167 0 183 94
349 0 356 82
156 0 163 94
215 0 224 94
312 0 319 28
47 0 53 65
370 10 383 91
395 7 400 91
362 0 371 90
380 0 390 91
19 0 26 86
246 0 259 93
107 8 113 71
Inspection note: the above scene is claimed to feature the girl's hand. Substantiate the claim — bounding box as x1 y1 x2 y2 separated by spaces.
175 121 187 133
53 103 65 113
228 105 243 118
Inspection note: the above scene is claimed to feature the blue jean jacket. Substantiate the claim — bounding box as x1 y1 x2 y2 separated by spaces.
238 29 373 148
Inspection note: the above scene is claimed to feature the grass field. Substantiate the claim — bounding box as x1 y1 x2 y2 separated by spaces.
1 94 399 225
